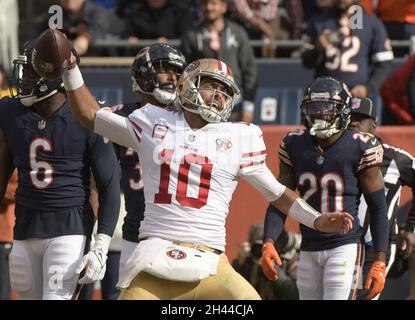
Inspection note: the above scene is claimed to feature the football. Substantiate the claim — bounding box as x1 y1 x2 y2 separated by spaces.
32 28 72 80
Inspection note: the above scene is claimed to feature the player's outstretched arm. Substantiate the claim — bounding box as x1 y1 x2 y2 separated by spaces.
0 128 15 209
62 57 140 150
62 55 100 131
243 163 353 234
271 188 354 235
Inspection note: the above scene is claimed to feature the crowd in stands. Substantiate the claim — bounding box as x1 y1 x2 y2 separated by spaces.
21 0 413 125
21 0 415 59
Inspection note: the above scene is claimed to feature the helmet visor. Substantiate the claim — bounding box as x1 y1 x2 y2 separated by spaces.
304 100 340 125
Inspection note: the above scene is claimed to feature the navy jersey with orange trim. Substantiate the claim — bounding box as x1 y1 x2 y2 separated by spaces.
113 103 145 242
306 10 393 89
279 128 383 251
0 97 120 240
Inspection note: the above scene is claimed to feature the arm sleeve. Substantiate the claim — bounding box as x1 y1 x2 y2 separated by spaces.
94 108 142 151
264 204 287 242
88 133 121 236
365 61 391 96
239 125 286 201
364 189 389 253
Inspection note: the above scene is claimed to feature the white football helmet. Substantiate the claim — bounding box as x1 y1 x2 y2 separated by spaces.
177 59 240 123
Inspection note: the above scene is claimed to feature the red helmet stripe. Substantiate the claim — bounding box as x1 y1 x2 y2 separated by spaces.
217 60 222 72
226 63 232 76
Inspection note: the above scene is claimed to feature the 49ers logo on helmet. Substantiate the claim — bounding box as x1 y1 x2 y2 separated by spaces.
186 60 200 72
166 249 187 260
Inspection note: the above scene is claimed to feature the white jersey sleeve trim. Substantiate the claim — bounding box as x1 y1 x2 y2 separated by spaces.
242 166 286 202
372 51 394 63
94 108 140 151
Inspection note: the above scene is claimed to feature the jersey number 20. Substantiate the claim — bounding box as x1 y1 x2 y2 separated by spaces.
299 172 344 212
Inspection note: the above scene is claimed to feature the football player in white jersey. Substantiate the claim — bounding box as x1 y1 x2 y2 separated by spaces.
52 37 354 298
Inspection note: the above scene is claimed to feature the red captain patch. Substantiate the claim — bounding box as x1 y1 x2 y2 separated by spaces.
166 249 187 260
152 124 169 140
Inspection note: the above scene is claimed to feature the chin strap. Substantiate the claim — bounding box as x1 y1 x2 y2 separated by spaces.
20 89 59 107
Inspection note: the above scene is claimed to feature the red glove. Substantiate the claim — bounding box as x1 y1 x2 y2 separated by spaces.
365 261 386 300
261 242 282 281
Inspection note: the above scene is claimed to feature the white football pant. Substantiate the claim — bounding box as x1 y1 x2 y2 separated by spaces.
296 243 361 300
9 235 86 300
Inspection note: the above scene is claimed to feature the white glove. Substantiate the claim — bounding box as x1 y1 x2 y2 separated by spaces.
75 233 111 284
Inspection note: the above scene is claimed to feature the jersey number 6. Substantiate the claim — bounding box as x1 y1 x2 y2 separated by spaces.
29 138 54 189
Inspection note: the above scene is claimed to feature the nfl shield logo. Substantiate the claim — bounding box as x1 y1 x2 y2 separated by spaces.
38 120 46 130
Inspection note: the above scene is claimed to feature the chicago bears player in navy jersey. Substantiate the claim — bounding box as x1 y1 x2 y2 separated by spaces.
0 41 120 299
302 0 394 98
262 77 389 300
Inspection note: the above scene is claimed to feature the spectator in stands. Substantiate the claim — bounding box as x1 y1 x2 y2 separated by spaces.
359 0 415 56
380 54 415 125
231 0 304 57
38 0 111 56
0 171 17 300
123 0 194 44
301 0 394 99
232 222 300 300
360 0 415 45
181 0 258 123
302 0 335 23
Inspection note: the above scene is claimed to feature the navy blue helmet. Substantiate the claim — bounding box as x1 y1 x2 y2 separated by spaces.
131 43 186 104
301 77 352 139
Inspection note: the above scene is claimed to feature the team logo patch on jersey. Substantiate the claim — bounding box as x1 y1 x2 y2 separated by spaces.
152 124 168 140
166 249 187 260
216 138 232 151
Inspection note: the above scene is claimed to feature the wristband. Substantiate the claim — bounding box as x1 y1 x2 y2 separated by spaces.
62 65 84 91
288 198 320 230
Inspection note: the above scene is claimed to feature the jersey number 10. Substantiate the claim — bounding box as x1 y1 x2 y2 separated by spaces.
154 149 213 209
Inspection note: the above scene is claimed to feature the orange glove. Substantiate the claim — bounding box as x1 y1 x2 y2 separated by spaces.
365 261 386 300
261 242 282 281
